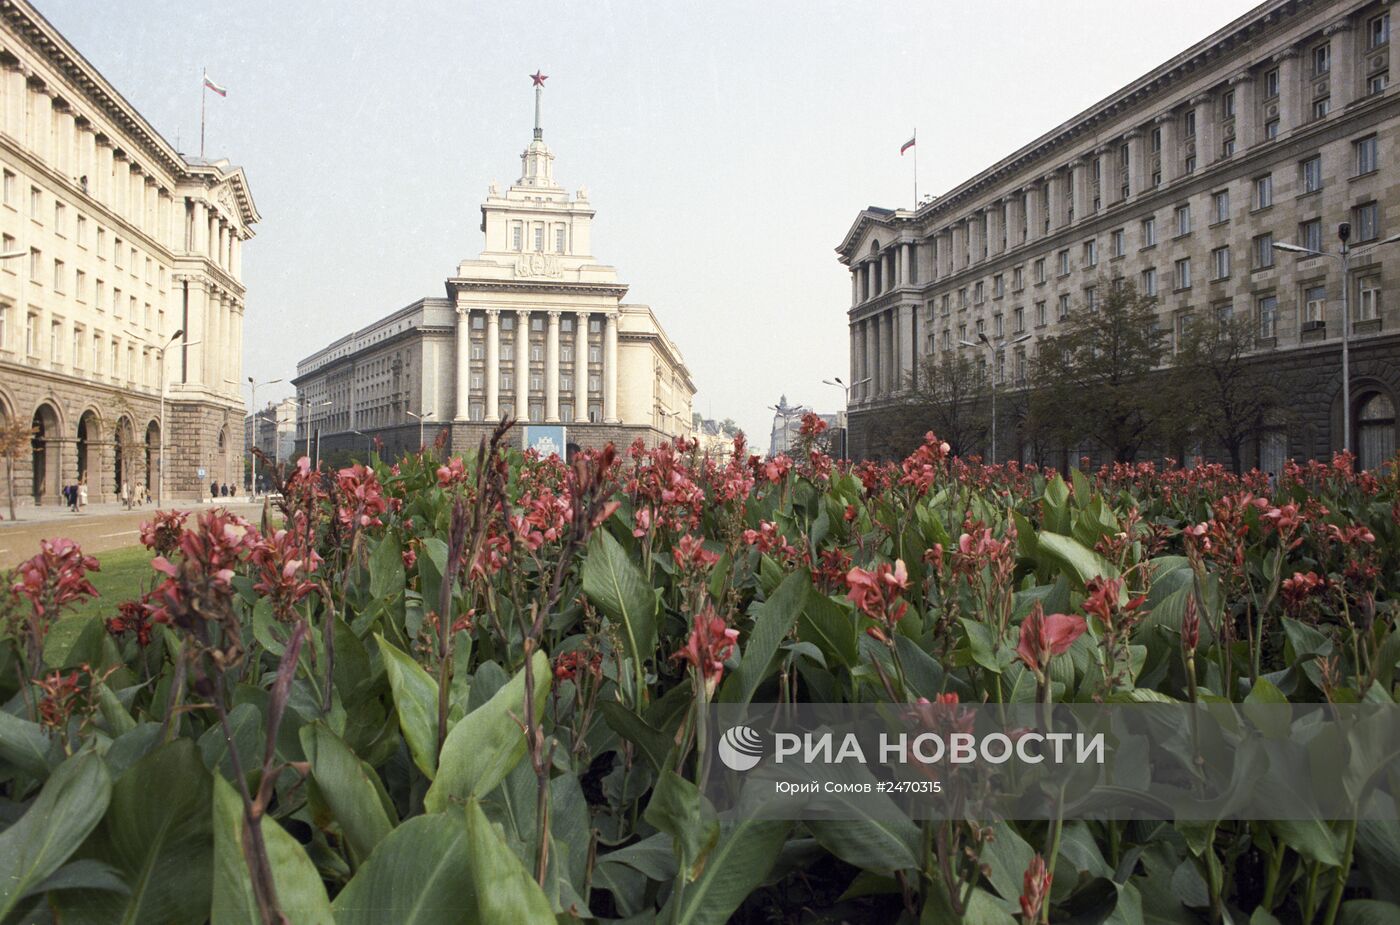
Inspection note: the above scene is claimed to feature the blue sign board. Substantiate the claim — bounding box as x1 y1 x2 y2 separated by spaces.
522 425 567 458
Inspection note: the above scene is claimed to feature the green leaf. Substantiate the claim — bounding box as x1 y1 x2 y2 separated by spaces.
300 722 396 864
0 708 55 777
667 818 791 925
424 650 550 813
0 749 112 920
211 774 333 925
1339 900 1400 925
798 592 859 669
582 529 658 673
1036 530 1118 588
720 568 810 705
42 614 106 669
332 813 471 925
645 770 719 882
101 739 214 925
376 634 440 779
599 700 672 772
369 533 406 602
463 796 556 923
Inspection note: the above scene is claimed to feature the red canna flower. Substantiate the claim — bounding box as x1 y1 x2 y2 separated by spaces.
139 510 189 557
12 538 100 622
1016 602 1086 674
671 608 739 695
845 560 910 627
336 463 388 529
1019 853 1052 923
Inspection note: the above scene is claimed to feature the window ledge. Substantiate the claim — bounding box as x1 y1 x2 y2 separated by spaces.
1250 265 1276 275
1139 243 1158 253
1354 317 1383 336
1209 219 1231 229
1255 335 1278 349
1173 286 1193 294
1296 188 1323 201
1250 204 1274 216
1351 168 1379 182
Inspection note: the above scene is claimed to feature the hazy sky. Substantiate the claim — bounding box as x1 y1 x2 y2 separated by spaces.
41 0 1260 440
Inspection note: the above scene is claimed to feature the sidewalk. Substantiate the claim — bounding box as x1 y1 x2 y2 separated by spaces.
0 497 268 526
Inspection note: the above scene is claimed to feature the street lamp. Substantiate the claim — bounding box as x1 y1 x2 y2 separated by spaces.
155 329 185 506
405 410 434 452
247 376 283 498
1273 227 1400 453
822 376 870 460
304 399 333 470
351 429 372 459
958 331 1032 464
767 401 809 456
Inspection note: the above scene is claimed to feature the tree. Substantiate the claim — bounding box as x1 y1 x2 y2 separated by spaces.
1030 279 1178 463
902 351 990 458
0 417 34 521
1174 311 1283 474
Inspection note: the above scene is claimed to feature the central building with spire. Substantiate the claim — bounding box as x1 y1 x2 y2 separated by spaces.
292 74 695 459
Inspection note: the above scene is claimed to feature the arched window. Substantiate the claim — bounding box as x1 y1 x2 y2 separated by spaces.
1358 392 1396 470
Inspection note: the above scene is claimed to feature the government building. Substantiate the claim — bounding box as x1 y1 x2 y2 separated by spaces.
839 0 1399 470
0 0 257 505
293 76 695 459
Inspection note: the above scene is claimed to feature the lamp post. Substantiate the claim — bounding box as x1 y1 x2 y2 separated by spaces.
351 429 372 459
405 410 434 452
767 400 809 456
823 376 870 460
247 376 283 498
958 332 1032 464
1273 227 1400 453
155 329 185 506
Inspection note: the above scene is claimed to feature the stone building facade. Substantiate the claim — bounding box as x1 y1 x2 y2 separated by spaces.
839 0 1400 470
293 77 694 459
0 0 258 505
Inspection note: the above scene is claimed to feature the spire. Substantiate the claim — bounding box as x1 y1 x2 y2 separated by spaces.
530 70 547 141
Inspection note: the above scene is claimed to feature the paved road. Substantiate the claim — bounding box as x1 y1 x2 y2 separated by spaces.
0 500 266 568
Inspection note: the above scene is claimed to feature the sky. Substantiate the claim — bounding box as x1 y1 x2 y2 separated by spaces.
40 0 1261 441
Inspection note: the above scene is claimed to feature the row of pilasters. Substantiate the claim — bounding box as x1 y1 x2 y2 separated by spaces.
850 304 917 402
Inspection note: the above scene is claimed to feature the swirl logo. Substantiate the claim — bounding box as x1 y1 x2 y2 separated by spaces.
717 725 764 772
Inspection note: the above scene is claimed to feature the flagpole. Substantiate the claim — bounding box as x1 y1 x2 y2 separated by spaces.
200 67 206 158
913 128 918 207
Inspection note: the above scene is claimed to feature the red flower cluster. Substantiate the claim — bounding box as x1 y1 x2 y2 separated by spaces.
1081 576 1146 632
336 463 388 529
436 456 468 488
139 510 189 557
554 649 603 683
898 432 951 495
672 534 720 575
798 412 828 438
1020 853 1053 922
106 599 158 647
762 455 793 484
1281 571 1325 617
671 608 739 694
845 560 910 627
1016 603 1086 675
250 514 323 621
12 538 100 620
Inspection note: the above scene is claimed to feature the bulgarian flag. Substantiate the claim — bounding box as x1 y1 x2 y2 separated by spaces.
900 134 916 155
203 74 227 97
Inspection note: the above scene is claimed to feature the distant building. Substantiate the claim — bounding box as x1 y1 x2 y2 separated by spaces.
695 417 738 458
293 76 694 459
0 0 258 503
768 395 839 457
243 397 296 468
839 0 1399 469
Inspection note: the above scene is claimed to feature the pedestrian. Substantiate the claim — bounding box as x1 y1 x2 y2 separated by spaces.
77 476 88 513
63 483 75 512
121 481 131 509
210 480 217 503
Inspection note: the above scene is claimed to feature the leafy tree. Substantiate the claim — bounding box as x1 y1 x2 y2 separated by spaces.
1030 279 1177 463
0 417 33 521
901 351 990 458
1175 311 1283 474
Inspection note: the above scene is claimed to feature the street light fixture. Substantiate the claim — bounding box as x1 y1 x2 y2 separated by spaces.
155 329 185 506
405 410 434 452
822 376 870 460
247 376 283 498
1273 226 1400 453
958 332 1032 465
767 401 809 456
351 429 373 459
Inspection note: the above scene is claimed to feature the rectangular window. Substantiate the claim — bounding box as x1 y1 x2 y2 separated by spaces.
75 269 86 300
1264 67 1280 98
1355 135 1379 175
1304 284 1327 323
1257 295 1278 338
1 170 13 208
52 258 63 291
1211 246 1231 280
555 227 565 253
512 225 522 251
1300 218 1323 253
1142 216 1157 246
588 374 601 393
1354 201 1380 242
1368 72 1389 95
1184 154 1197 174
25 313 36 356
1085 286 1098 311
993 274 1004 298
994 313 1004 336
1313 43 1331 76
1254 174 1273 209
1370 12 1390 48
29 185 40 218
114 238 123 268
49 321 59 362
975 318 985 337
1301 155 1323 193
1013 306 1024 332
1150 127 1162 152
1175 204 1191 236
1358 275 1382 321
71 327 81 367
1265 118 1280 140
1083 239 1097 267
1222 137 1236 158
1141 267 1157 297
1222 89 1236 119
113 287 122 317
1212 189 1230 223
1176 257 1192 290
1254 233 1275 269
533 226 543 251
959 287 968 308
1012 266 1023 290
1057 294 1070 319
974 281 985 303
941 294 950 315
1312 97 1330 120
1034 258 1046 283
530 344 544 362
53 201 64 233
1057 249 1070 276
1111 228 1125 257
76 214 86 246
589 345 602 364
28 247 39 279
1184 110 1196 137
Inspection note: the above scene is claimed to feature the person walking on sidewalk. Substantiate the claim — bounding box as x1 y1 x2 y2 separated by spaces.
77 476 88 513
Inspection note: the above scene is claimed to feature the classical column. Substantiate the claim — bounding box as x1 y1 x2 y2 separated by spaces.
1273 49 1300 134
1125 130 1146 198
1070 158 1090 222
1025 183 1043 242
1191 93 1216 168
603 311 619 423
893 245 903 287
1004 196 1023 249
514 310 530 420
1229 73 1256 150
951 223 967 268
899 304 915 391
1157 112 1179 185
454 308 470 420
573 312 589 422
484 309 500 420
1045 172 1065 231
1096 145 1116 209
850 270 859 306
545 311 560 422
867 317 880 399
881 311 895 393
986 206 1002 257
1328 19 1357 109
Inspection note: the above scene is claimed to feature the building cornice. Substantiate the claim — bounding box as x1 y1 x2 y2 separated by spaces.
445 278 630 299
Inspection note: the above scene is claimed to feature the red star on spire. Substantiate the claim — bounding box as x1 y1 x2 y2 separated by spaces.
530 70 548 87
